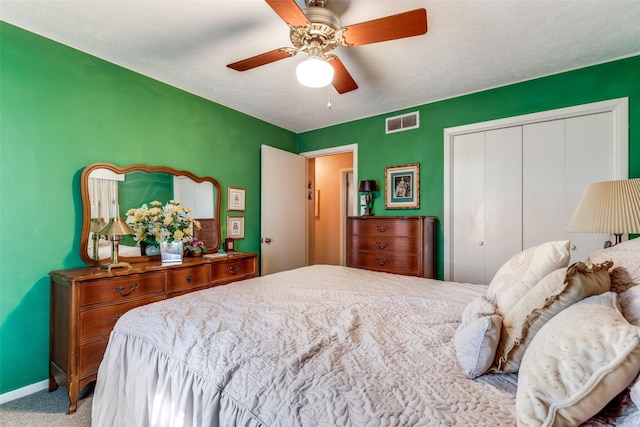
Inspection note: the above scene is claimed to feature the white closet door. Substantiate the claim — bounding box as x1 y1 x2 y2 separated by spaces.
565 112 614 262
523 119 565 249
484 127 523 283
452 132 485 284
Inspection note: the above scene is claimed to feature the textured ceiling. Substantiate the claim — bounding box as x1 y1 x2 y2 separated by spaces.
2 0 640 133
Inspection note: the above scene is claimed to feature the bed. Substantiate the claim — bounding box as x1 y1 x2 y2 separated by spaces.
92 239 640 426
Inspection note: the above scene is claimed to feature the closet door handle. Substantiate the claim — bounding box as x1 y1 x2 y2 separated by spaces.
478 241 484 246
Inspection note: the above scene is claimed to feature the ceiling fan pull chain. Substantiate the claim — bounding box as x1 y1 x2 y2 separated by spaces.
327 86 332 110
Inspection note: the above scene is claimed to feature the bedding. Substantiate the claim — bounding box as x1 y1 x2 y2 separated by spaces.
92 264 639 426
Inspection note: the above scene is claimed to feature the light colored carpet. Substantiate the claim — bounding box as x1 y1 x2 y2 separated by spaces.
0 386 92 427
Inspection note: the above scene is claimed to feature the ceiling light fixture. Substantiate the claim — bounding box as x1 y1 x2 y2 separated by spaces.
296 43 334 88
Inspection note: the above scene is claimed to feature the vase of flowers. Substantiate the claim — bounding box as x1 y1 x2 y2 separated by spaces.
127 200 201 264
185 239 208 257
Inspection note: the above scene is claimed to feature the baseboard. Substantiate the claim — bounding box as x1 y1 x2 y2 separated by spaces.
0 380 49 405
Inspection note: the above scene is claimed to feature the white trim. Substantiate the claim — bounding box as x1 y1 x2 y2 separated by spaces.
443 97 629 281
300 144 358 266
0 379 49 405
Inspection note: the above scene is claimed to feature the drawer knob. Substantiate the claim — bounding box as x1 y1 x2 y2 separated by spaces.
227 265 240 274
114 283 139 297
374 257 390 266
186 273 193 282
375 242 389 250
375 225 390 232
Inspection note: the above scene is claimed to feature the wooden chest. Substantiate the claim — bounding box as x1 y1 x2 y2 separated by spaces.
347 216 436 278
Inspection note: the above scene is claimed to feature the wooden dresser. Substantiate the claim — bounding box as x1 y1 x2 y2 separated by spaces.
347 216 436 278
49 252 257 414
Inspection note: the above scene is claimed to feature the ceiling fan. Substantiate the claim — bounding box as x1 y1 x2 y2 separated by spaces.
227 0 428 94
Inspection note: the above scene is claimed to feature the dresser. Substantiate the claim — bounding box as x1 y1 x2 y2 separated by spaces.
49 252 257 414
347 216 436 278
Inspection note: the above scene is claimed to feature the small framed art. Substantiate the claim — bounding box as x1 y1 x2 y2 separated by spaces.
385 163 420 209
227 216 245 239
228 186 246 212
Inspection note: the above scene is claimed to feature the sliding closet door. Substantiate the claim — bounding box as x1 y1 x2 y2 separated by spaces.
522 119 565 248
451 127 522 284
484 127 523 282
565 112 613 262
452 132 485 284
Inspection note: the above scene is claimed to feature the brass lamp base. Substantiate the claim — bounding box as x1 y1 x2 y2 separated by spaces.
100 261 131 271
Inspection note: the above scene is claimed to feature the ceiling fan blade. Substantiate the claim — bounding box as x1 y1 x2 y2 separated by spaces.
227 48 296 71
265 0 309 27
328 56 358 94
341 9 427 46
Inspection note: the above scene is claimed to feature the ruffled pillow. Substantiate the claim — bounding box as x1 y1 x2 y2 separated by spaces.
516 292 640 426
454 295 502 379
494 261 611 373
487 240 571 317
587 237 640 293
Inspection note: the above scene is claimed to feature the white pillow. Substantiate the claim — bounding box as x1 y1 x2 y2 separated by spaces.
516 292 640 427
620 285 640 326
587 237 640 293
494 261 611 373
487 240 571 317
454 295 502 379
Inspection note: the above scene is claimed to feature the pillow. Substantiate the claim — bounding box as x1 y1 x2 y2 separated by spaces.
516 292 640 427
494 261 611 373
487 240 571 317
587 237 640 293
619 285 640 326
454 295 503 379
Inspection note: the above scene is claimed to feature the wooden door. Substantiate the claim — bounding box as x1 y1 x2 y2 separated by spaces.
260 145 307 275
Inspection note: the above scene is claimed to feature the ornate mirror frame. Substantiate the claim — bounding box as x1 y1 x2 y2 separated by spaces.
80 162 222 266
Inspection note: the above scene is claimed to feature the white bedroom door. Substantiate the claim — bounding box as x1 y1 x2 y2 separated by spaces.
261 145 307 275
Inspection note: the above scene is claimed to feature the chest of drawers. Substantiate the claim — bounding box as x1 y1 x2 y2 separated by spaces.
347 216 436 278
49 252 257 413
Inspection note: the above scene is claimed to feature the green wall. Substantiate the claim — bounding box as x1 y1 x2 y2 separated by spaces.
299 55 640 279
2 19 639 397
0 22 296 394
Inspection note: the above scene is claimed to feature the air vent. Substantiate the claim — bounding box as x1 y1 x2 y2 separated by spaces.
385 111 420 134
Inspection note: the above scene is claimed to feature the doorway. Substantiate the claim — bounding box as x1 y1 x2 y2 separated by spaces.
301 144 358 266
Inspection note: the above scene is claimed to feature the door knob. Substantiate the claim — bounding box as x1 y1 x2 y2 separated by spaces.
264 237 272 244
478 241 484 246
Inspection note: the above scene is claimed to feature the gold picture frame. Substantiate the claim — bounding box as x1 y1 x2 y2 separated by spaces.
384 163 420 209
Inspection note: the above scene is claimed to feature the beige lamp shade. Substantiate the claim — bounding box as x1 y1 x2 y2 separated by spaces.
567 178 640 235
98 217 135 237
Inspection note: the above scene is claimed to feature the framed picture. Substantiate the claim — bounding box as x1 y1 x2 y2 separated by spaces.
385 163 420 209
228 186 245 212
227 216 245 239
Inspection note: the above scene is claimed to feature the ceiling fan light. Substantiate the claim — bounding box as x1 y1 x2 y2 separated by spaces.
296 56 334 88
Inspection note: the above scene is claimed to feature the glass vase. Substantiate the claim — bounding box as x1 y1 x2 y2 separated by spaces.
160 241 183 266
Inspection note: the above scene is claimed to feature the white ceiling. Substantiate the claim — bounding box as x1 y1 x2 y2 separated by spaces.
2 0 640 133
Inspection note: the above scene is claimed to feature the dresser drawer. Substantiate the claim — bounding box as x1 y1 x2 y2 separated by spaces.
166 265 209 292
347 252 421 276
79 295 164 342
349 218 422 237
211 258 256 285
79 272 164 307
349 236 421 253
78 337 109 379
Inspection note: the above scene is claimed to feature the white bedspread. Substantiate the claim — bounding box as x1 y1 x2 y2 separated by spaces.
93 265 520 426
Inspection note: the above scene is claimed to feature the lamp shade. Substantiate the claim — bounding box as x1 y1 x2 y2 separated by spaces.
567 178 640 234
358 180 379 193
99 217 135 237
296 56 334 88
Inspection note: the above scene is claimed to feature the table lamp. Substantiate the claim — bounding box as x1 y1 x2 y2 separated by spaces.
99 217 135 270
359 180 379 216
567 178 640 245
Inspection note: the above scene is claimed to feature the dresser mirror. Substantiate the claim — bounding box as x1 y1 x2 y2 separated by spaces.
80 162 221 266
